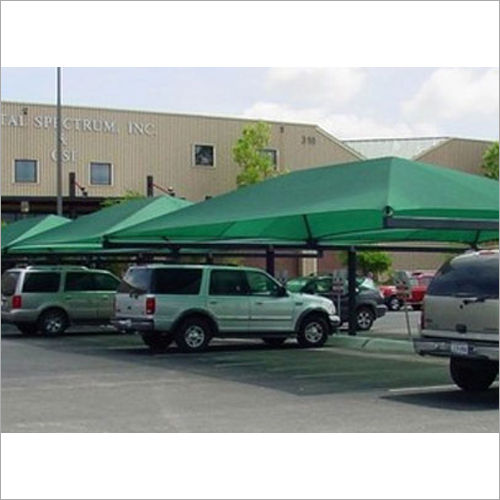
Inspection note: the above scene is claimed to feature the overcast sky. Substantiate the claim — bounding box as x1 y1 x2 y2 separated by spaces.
1 67 498 141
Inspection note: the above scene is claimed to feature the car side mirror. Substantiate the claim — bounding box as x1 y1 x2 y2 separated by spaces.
275 286 288 297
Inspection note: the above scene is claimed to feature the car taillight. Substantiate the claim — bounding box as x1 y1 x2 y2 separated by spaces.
145 296 156 315
12 295 22 309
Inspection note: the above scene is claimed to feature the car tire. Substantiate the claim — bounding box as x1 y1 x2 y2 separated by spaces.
297 314 329 348
38 309 68 336
262 337 287 347
15 323 39 336
388 296 401 311
175 317 212 353
450 357 499 392
356 307 375 331
142 333 174 352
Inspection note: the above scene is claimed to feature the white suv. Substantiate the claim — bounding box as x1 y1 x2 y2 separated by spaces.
415 250 499 391
112 264 340 352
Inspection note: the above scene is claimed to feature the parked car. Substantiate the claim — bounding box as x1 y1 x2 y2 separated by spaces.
112 264 340 352
407 271 435 310
1 265 121 335
285 275 387 331
379 271 435 311
378 284 402 311
414 250 499 391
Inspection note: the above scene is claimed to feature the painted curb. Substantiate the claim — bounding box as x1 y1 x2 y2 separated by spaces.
329 334 415 354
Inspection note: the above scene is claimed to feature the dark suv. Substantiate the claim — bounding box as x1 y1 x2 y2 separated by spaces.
286 275 387 331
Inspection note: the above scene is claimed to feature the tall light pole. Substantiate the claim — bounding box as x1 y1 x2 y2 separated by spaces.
56 67 63 215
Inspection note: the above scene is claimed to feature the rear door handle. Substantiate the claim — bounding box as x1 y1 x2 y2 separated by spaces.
65 296 73 300
209 300 218 305
256 301 264 305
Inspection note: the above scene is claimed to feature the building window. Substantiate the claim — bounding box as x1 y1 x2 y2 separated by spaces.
14 159 37 183
260 148 279 169
193 144 215 167
90 162 112 185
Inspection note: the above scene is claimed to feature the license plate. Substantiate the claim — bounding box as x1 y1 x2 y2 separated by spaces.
451 342 469 356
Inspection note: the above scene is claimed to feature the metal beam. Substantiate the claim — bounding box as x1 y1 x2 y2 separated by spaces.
384 215 498 231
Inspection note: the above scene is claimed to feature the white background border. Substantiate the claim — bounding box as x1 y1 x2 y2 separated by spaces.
1 1 499 499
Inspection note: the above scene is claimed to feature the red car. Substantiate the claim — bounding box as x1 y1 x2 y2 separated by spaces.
380 271 435 311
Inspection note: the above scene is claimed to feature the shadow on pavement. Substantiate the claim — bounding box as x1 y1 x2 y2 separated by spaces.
383 387 499 411
2 330 457 398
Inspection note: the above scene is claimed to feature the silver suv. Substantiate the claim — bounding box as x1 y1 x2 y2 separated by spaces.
1 265 121 335
112 264 340 352
415 250 499 391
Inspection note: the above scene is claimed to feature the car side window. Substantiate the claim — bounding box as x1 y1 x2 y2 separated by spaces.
93 273 120 291
22 272 60 293
209 270 248 296
246 271 280 296
65 272 95 292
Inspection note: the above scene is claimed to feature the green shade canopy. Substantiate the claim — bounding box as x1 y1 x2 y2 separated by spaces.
1 215 70 252
109 157 498 246
8 196 192 254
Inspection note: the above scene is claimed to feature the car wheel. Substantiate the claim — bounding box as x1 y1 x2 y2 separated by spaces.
15 323 39 336
262 337 287 347
450 357 499 392
142 333 174 352
297 314 329 348
175 317 212 353
388 296 401 311
38 309 68 336
356 307 375 331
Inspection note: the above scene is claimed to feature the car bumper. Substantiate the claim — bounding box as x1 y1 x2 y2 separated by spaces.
111 318 155 333
414 336 499 361
329 314 341 329
1 310 37 324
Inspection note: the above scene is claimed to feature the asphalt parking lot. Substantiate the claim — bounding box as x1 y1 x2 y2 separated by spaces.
2 312 498 433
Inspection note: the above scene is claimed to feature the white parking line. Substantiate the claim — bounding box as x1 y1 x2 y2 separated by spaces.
389 384 462 393
389 382 499 393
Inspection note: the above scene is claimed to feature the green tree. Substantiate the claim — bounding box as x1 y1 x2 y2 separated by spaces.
101 190 145 208
340 250 392 280
233 122 281 187
481 142 499 180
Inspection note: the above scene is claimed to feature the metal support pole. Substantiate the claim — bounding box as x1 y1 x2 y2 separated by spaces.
56 67 63 216
347 247 357 336
147 175 154 197
69 172 76 198
266 246 275 276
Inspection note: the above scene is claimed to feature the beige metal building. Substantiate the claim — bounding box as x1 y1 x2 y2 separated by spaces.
1 101 362 218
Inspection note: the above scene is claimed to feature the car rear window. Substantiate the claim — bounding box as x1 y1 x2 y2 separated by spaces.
1 271 20 296
427 257 499 298
152 269 202 295
118 268 153 294
22 272 61 293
